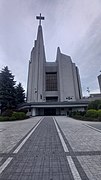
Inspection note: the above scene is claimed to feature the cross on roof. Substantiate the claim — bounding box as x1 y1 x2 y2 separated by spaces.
36 13 45 25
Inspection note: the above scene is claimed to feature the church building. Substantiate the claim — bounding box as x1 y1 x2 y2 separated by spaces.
26 14 87 116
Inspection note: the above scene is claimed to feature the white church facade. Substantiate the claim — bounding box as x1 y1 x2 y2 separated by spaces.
25 14 88 116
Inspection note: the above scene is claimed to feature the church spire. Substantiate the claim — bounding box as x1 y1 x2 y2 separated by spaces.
36 13 45 47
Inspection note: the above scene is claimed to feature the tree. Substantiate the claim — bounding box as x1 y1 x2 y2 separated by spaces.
0 66 16 111
15 82 25 105
88 100 101 110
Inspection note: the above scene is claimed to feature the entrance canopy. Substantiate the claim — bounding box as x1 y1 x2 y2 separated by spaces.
19 101 88 116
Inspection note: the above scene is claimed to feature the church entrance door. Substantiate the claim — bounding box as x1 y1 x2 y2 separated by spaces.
44 108 56 116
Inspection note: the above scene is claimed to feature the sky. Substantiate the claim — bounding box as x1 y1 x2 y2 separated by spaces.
0 0 101 96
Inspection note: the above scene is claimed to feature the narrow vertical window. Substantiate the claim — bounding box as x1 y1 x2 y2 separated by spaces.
46 72 57 91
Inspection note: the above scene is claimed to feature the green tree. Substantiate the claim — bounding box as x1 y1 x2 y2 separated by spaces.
88 100 101 110
0 66 16 112
15 82 25 105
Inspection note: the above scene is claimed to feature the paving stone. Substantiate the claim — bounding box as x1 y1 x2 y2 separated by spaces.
56 116 101 180
0 117 73 180
0 117 41 153
1 116 101 179
55 116 101 152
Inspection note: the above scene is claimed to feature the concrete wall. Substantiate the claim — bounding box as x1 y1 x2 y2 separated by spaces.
27 25 46 103
76 67 82 99
98 74 101 92
57 48 77 101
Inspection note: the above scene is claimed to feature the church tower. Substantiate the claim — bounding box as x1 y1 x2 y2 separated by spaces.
27 14 46 102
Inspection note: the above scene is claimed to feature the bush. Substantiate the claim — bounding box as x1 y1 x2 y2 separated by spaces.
2 109 13 117
70 111 86 119
79 111 86 116
0 116 9 121
12 112 26 120
71 109 101 121
83 116 94 121
85 109 98 118
18 109 28 114
9 116 17 121
0 111 27 121
98 110 101 121
72 114 83 120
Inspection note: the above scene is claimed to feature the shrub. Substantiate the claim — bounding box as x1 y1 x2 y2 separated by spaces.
72 114 83 120
0 112 27 121
0 116 9 121
70 111 86 118
2 109 13 117
9 116 16 121
85 109 98 118
79 111 86 116
70 111 76 116
82 116 93 121
12 112 26 120
98 110 101 121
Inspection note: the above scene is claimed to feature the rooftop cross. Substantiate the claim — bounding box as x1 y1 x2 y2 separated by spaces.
36 13 45 25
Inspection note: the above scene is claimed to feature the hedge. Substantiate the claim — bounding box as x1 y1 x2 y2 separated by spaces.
0 112 26 121
70 110 100 121
85 109 98 118
12 112 26 120
98 110 101 120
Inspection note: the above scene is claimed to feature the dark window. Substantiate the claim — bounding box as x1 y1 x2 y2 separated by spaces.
44 108 56 115
61 108 64 110
46 72 57 91
46 97 58 102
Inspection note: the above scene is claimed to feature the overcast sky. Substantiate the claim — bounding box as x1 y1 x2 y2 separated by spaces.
0 0 101 96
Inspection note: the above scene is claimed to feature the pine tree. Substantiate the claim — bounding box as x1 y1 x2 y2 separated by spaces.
0 66 16 111
15 82 25 105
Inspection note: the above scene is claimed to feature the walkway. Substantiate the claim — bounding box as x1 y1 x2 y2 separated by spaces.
0 116 101 179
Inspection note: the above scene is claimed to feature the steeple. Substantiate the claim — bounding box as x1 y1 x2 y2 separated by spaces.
57 47 61 54
36 24 44 43
56 47 61 62
27 14 46 102
36 14 45 48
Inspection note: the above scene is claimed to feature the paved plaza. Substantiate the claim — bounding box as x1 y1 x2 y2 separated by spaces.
0 116 101 179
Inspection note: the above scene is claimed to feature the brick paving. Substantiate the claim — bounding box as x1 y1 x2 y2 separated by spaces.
0 116 101 179
0 117 74 180
0 117 40 153
56 116 101 180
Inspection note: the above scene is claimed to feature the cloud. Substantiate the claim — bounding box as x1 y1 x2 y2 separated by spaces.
0 0 101 95
73 15 101 94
